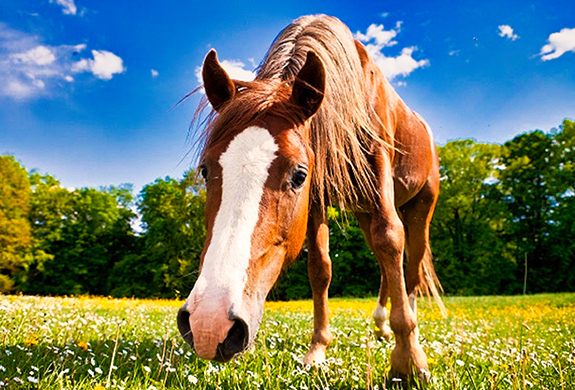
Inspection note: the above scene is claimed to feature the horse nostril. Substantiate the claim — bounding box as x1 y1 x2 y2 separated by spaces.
177 307 194 347
214 319 249 362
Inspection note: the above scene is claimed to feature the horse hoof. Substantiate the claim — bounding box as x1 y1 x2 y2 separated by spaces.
302 345 327 366
374 325 392 341
387 367 430 389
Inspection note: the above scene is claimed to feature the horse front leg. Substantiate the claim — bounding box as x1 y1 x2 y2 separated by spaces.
303 207 333 366
370 148 430 385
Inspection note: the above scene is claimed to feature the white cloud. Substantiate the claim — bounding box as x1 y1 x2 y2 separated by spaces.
50 0 77 15
72 50 125 80
540 27 575 61
194 58 255 86
498 25 519 41
151 69 159 78
354 22 429 80
220 59 255 81
355 23 399 47
0 24 124 99
10 46 56 65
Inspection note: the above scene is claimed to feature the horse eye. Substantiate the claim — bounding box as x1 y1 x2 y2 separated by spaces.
200 165 208 181
291 169 307 189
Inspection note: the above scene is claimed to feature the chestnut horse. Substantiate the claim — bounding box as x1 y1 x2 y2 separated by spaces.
177 15 445 382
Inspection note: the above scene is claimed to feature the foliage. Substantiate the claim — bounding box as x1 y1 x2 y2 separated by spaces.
0 156 34 292
1 119 575 298
110 170 206 298
0 293 574 389
431 139 518 295
23 179 138 296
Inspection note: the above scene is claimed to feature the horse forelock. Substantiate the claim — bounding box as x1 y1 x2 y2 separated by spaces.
197 80 303 164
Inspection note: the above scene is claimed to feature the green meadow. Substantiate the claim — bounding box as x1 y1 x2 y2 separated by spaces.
0 293 573 389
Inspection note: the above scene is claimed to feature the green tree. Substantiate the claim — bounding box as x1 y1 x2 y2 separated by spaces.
0 156 33 292
24 179 137 296
550 119 575 291
499 131 558 292
111 170 206 298
431 140 517 295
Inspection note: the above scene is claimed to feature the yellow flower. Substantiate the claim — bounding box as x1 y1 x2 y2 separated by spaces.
24 337 38 347
427 357 436 365
374 325 381 332
78 341 89 350
94 386 106 390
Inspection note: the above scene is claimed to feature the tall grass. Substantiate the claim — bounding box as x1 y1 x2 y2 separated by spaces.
0 294 573 389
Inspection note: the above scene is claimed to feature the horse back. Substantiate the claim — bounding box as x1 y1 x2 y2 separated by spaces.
354 40 439 208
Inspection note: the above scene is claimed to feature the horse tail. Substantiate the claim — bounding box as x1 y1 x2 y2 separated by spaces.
420 246 447 317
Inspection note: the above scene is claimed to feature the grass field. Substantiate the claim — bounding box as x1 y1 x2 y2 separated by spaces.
0 294 574 389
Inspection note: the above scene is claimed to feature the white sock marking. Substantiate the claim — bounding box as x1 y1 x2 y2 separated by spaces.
409 292 420 340
192 126 278 305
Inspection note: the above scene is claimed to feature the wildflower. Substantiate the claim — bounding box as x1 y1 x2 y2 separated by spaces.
427 357 436 365
95 367 103 375
143 366 151 374
456 359 465 367
188 375 198 384
94 386 106 390
24 338 38 347
27 376 38 384
78 341 89 350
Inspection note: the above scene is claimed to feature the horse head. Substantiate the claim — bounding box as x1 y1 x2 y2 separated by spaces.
177 49 325 362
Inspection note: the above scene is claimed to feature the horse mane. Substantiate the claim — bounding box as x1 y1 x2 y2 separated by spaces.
198 15 385 210
257 15 384 210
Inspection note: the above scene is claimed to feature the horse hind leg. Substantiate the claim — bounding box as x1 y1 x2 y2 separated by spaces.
372 279 392 340
355 212 392 340
401 180 446 327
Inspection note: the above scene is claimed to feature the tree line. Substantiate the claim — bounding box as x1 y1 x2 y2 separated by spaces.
1 119 574 298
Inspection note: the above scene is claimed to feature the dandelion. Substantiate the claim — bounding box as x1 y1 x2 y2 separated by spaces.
78 341 89 350
94 386 106 390
24 338 38 347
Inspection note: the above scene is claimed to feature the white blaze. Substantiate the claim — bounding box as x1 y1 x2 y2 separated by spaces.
192 126 278 306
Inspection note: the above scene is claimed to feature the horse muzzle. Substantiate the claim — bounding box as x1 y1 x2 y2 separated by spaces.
177 302 251 362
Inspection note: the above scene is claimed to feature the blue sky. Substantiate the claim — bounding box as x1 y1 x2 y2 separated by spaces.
1 0 574 193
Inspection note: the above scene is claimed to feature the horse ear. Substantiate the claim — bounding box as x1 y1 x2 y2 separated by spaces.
291 51 325 120
202 49 235 111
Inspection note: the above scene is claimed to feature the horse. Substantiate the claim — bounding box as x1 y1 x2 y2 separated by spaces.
177 14 445 383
